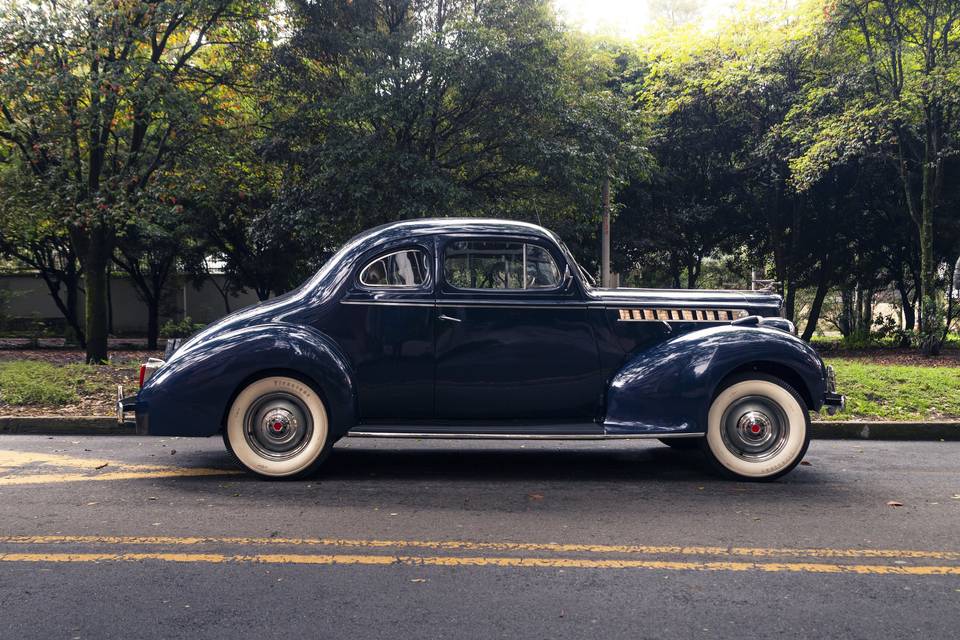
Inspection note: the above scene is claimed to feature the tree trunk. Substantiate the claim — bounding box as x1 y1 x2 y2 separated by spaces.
896 280 916 332
838 287 853 338
918 176 939 354
64 272 85 347
669 252 681 289
83 228 110 363
801 269 830 342
146 298 160 351
783 278 796 323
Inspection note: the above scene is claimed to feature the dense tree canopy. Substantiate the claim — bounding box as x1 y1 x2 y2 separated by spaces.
1 0 958 358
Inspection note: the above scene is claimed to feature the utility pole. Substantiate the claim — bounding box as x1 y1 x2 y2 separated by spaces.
601 174 612 288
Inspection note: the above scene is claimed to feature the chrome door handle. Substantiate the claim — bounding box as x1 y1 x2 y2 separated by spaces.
438 314 461 323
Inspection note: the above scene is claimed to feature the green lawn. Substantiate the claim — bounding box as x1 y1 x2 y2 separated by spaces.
0 360 132 414
0 361 101 405
823 360 960 421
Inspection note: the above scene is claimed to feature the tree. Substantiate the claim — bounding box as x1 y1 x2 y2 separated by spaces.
790 0 960 353
271 0 642 262
0 0 271 361
112 181 202 349
0 162 85 344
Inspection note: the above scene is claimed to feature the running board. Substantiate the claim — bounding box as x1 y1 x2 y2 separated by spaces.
346 427 704 441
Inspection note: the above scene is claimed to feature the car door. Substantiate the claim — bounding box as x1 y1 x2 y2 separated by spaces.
338 243 435 419
434 235 602 420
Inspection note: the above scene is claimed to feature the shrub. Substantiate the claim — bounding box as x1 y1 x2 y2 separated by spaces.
160 316 205 339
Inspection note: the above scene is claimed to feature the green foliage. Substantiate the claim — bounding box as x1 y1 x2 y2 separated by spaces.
270 0 647 266
159 316 205 339
0 0 958 359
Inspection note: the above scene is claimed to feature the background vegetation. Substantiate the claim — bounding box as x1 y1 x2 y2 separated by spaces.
1 0 959 362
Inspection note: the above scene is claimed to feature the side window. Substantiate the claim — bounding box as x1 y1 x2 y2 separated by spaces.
444 241 562 290
359 249 429 288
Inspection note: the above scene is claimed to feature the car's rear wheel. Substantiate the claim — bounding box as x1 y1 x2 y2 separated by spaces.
224 376 330 479
702 374 810 481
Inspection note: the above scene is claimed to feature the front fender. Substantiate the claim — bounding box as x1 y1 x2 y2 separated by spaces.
137 323 357 438
604 325 826 435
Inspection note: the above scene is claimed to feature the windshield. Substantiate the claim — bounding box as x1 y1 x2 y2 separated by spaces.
558 239 596 288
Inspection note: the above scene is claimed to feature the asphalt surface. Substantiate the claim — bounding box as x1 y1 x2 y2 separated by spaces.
0 435 958 640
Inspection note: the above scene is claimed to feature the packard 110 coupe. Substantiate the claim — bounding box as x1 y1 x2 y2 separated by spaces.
120 219 844 481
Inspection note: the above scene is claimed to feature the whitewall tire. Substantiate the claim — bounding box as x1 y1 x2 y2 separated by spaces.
224 376 330 478
703 374 810 481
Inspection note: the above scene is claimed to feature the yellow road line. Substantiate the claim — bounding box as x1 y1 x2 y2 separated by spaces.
2 535 959 562
0 468 241 486
1 551 959 575
0 450 116 470
0 448 240 485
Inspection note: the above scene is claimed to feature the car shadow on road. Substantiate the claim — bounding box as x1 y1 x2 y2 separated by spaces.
294 441 833 491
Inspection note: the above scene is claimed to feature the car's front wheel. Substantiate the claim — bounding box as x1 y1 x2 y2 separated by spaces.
702 374 810 481
224 376 330 479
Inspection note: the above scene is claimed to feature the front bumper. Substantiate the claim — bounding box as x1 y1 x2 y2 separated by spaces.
822 365 845 415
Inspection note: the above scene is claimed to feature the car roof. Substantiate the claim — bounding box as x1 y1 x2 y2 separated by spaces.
360 218 557 242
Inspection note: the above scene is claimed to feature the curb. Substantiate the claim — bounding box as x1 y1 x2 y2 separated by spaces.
809 421 960 441
1 417 959 440
0 417 134 436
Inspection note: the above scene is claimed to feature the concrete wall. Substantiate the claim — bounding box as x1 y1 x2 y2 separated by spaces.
0 273 260 334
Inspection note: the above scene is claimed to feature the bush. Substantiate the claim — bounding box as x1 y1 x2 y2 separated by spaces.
160 316 205 339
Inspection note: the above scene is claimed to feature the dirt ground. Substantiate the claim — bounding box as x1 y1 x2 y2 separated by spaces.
818 347 960 367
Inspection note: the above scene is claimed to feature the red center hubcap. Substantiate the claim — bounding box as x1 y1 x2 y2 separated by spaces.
272 421 284 432
750 423 762 434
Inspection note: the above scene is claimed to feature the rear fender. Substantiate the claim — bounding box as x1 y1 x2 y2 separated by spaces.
604 325 825 435
137 323 356 438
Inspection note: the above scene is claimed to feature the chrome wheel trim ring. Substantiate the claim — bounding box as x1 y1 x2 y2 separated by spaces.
719 395 789 462
242 392 313 461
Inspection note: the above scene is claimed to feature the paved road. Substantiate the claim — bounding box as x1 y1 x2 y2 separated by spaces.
0 435 958 639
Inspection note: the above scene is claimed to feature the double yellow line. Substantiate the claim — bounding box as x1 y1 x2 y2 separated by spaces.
1 535 958 576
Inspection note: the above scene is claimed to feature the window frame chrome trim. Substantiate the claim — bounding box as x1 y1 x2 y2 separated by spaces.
441 238 565 294
356 247 432 290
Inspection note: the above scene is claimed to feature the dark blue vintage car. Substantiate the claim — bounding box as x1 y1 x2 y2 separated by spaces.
120 219 844 480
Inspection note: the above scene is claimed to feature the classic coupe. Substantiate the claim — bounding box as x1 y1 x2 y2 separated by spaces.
120 219 844 481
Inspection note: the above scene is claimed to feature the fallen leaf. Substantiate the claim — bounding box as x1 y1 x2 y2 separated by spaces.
800 461 812 466
887 501 903 507
95 462 108 470
528 493 544 501
170 450 176 455
147 496 158 501
410 578 427 583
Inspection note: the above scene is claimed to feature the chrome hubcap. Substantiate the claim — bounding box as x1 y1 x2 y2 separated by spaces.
721 396 789 461
243 392 313 460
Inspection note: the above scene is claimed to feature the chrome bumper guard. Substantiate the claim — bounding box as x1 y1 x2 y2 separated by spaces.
116 385 138 425
822 365 845 415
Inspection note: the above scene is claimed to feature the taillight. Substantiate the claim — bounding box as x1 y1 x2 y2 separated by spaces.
139 364 146 388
